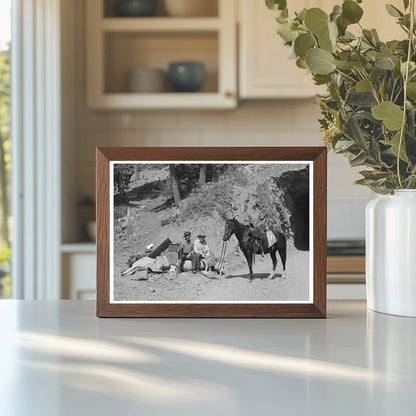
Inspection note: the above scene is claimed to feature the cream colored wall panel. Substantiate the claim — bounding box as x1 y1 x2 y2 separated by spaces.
239 0 405 99
77 165 96 199
76 111 134 132
199 130 259 146
239 0 326 99
359 0 405 41
76 132 131 163
133 112 180 130
142 131 201 146
252 131 322 147
178 111 227 130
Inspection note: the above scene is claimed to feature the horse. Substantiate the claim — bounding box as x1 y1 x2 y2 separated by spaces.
222 217 286 282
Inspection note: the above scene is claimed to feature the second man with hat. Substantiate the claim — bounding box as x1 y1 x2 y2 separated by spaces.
179 231 198 273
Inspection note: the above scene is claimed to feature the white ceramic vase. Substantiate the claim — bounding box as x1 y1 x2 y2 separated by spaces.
366 190 416 317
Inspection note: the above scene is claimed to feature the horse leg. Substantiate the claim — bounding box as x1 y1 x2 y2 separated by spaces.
243 249 254 282
269 250 277 279
277 235 287 278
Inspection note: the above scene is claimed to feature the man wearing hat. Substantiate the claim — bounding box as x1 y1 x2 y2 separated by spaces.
178 231 198 273
193 234 209 272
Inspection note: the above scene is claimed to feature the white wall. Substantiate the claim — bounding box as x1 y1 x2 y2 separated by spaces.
62 0 374 243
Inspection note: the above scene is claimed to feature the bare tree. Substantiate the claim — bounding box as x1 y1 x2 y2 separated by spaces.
169 165 181 206
199 164 207 186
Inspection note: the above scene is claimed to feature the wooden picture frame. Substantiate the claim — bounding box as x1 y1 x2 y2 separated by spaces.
96 147 327 318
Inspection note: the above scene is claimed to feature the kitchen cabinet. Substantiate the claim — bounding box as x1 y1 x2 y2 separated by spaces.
238 0 404 99
238 0 325 99
86 0 237 109
61 244 96 300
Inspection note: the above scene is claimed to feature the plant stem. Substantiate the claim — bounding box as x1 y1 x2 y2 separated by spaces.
358 69 381 104
397 0 415 188
334 68 358 84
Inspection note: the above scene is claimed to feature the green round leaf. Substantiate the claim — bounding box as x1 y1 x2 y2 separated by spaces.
304 8 329 35
296 57 308 69
385 4 403 18
318 29 333 52
306 48 335 75
371 101 404 131
296 8 307 23
333 60 352 70
356 79 372 92
342 0 364 24
277 23 298 43
328 21 338 43
317 22 338 52
375 56 395 70
407 82 416 99
294 33 316 57
266 0 287 11
389 132 408 162
350 54 368 70
336 15 348 36
330 5 342 22
313 74 332 85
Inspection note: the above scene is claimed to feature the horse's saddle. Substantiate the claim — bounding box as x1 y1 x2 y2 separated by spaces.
248 224 273 251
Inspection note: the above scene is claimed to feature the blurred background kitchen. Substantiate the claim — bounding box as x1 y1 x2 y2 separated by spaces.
2 0 403 300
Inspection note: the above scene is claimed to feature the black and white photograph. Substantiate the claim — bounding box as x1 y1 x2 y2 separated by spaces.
110 161 313 303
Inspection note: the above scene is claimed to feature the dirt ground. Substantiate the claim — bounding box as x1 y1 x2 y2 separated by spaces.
114 247 310 302
112 164 311 302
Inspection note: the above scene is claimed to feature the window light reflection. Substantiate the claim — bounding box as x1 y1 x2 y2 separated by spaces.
122 337 393 383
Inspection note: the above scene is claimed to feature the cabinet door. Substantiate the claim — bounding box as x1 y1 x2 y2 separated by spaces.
239 0 326 99
62 253 96 300
239 0 404 99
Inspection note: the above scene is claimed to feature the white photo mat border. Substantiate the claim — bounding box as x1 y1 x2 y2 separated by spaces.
109 160 314 304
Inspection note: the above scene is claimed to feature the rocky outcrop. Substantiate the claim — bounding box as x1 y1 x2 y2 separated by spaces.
273 167 310 251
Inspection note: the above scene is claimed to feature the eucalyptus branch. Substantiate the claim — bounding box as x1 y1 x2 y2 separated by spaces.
398 24 410 35
393 85 404 103
334 68 358 84
359 69 381 104
397 0 415 188
390 79 398 101
267 0 416 192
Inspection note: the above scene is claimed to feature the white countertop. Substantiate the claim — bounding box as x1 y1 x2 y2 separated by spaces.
0 300 415 415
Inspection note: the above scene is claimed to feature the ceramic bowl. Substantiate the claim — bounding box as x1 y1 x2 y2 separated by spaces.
164 0 217 17
168 62 205 92
128 68 167 93
114 0 158 17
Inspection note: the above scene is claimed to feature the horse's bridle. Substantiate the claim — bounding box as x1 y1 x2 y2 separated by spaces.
222 219 235 241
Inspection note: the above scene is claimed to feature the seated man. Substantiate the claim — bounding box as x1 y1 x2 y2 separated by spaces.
178 231 199 273
193 234 209 273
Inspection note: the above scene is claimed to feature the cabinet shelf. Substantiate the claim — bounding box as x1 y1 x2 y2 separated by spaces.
86 0 236 109
89 92 235 110
61 242 96 254
101 17 221 32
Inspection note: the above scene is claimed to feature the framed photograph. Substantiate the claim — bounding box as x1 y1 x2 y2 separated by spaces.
96 147 327 318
